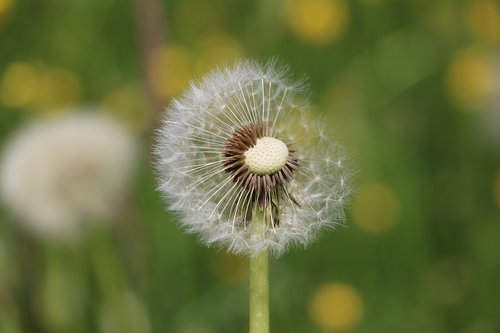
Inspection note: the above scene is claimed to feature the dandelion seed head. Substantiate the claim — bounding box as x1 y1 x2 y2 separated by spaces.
155 60 352 257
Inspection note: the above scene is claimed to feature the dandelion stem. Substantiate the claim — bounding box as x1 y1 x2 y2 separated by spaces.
249 208 270 333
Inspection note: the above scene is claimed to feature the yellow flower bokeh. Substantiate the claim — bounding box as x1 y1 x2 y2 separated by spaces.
1 62 38 108
352 182 400 234
465 0 500 44
36 68 81 112
309 282 363 332
0 0 14 24
147 35 243 102
1 62 81 113
100 85 149 134
148 44 194 101
284 0 350 45
445 46 495 110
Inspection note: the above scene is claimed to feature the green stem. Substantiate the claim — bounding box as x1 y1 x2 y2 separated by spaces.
249 208 270 333
87 228 133 333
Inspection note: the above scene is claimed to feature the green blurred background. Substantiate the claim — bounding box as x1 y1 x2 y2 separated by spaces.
1 0 500 332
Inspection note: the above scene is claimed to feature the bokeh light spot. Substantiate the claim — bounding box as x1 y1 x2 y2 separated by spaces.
445 46 495 110
1 62 81 112
100 85 149 134
284 0 350 44
148 44 194 101
465 0 500 44
0 0 14 24
1 62 39 108
309 282 363 332
36 68 81 112
352 182 400 234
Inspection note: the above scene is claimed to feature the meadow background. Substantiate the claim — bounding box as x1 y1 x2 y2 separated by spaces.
0 0 499 332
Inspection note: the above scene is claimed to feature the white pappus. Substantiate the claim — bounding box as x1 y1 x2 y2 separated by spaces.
155 60 352 257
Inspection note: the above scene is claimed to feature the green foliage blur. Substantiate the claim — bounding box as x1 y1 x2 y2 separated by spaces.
1 0 500 332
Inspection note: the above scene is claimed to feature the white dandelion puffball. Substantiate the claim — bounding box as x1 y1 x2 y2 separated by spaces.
0 112 137 240
155 60 352 257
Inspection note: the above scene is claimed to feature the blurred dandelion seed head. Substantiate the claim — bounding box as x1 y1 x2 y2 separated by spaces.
0 112 137 240
155 60 352 257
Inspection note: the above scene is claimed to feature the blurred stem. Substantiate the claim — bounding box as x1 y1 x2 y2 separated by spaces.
88 228 132 332
132 0 166 127
249 208 270 333
88 228 130 297
41 243 87 333
0 237 21 333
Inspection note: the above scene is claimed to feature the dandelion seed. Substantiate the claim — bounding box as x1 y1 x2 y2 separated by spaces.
155 60 352 257
0 111 137 240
